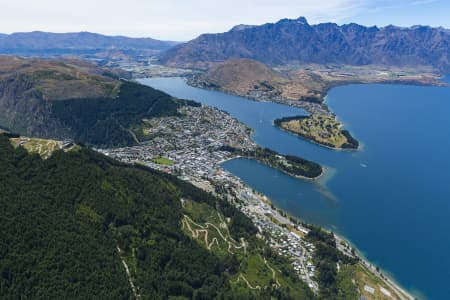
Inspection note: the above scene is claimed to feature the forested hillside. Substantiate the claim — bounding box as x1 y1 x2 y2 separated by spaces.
0 56 195 147
0 134 313 299
50 80 198 147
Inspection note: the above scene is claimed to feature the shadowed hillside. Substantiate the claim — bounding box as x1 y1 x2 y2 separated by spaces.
0 56 195 147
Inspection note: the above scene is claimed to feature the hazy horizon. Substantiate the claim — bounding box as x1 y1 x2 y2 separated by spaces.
0 0 448 41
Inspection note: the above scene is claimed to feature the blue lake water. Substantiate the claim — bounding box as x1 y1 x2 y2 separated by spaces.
139 77 450 299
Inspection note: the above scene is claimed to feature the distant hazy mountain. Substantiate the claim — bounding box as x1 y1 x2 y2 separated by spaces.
0 31 178 56
161 17 450 71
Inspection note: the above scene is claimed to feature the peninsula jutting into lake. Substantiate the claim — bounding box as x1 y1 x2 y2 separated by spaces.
141 76 450 300
274 114 359 149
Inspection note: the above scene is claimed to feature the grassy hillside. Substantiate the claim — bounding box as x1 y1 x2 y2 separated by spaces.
0 134 314 299
192 58 289 95
0 56 124 100
9 136 79 159
189 59 443 106
188 58 325 103
181 199 314 299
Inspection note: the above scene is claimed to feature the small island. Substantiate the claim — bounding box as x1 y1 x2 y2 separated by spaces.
275 114 359 149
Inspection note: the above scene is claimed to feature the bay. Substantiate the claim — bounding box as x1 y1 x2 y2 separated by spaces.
139 77 450 299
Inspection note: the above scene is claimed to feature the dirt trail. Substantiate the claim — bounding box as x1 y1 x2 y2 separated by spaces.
182 215 246 252
234 274 261 290
263 256 281 288
117 245 140 299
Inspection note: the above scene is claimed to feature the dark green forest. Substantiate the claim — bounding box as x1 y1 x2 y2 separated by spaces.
51 81 199 147
340 130 359 149
219 146 322 178
0 135 313 299
305 226 359 299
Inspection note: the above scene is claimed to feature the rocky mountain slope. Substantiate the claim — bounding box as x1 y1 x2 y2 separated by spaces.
161 17 450 72
0 56 189 147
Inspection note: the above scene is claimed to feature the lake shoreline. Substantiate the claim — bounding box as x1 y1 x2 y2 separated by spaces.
331 232 416 300
142 76 441 299
221 157 415 299
186 75 446 151
189 78 419 299
218 146 326 181
219 152 325 181
184 71 447 115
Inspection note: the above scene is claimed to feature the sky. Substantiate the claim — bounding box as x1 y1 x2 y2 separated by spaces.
0 0 448 41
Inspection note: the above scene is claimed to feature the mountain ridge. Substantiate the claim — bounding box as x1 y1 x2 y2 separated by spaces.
160 17 450 71
0 31 178 51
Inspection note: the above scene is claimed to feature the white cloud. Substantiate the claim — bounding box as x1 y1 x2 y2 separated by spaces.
0 0 445 40
412 0 438 5
0 0 368 40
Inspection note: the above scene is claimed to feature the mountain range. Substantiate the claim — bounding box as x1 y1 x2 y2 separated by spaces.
161 17 450 72
0 31 178 56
